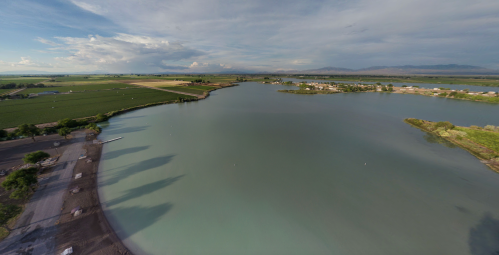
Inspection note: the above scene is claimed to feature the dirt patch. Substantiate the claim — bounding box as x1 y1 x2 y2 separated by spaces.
55 139 131 255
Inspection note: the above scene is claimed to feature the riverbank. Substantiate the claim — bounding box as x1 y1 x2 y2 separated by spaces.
55 135 132 255
405 118 499 173
276 83 499 104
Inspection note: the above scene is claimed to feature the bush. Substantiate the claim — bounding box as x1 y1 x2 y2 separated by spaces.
1 167 38 199
94 113 108 123
484 125 496 131
435 121 455 130
41 127 57 135
438 92 448 97
57 118 78 128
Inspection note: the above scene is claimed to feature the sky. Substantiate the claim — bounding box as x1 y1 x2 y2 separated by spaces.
0 0 498 73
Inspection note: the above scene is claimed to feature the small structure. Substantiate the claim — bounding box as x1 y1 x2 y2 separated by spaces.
71 206 81 214
75 173 82 179
78 154 87 160
37 91 59 95
61 247 73 255
74 209 82 217
70 186 80 194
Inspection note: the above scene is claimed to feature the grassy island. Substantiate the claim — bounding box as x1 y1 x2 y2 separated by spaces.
405 118 499 172
273 81 499 104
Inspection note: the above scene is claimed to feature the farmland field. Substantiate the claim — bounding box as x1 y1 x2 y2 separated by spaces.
130 80 189 87
0 88 195 129
22 84 135 94
0 78 49 84
186 85 217 90
160 86 206 95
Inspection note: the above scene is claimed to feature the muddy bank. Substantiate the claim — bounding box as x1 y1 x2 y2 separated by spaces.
55 136 132 255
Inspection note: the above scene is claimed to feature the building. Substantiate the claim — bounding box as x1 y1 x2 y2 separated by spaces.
37 91 59 95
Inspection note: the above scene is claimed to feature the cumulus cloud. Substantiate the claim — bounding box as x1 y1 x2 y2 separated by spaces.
9 57 54 68
40 33 204 72
66 0 499 70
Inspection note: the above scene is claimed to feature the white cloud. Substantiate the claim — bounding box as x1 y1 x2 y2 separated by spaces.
35 37 60 46
66 0 499 69
0 57 54 68
70 0 107 15
43 33 204 72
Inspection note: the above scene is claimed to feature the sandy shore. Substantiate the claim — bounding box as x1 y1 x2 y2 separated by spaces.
55 136 132 255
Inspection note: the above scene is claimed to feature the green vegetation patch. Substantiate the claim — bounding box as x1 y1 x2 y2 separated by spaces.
455 127 499 152
22 83 134 94
405 118 499 172
186 85 216 91
0 88 195 129
0 78 48 85
161 86 205 95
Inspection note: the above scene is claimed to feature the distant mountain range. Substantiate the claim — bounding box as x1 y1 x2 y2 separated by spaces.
283 64 499 75
1 64 498 75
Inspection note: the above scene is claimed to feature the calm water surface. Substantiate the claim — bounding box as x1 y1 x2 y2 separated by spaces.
98 82 499 255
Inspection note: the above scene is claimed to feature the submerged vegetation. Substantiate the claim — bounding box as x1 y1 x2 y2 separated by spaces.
405 118 499 172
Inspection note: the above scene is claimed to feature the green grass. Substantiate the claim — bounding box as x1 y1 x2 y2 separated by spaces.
0 78 48 85
22 83 134 94
0 88 195 129
0 227 8 239
455 127 499 152
160 86 205 95
186 85 216 91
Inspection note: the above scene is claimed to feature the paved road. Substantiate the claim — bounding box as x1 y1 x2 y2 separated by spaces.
0 132 86 255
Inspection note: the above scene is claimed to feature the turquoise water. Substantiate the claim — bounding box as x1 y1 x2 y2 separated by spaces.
98 82 499 255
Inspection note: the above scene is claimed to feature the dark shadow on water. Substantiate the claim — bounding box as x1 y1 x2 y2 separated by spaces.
469 213 499 255
103 125 150 136
105 175 184 207
102 146 150 160
100 155 175 187
424 133 457 148
109 203 173 240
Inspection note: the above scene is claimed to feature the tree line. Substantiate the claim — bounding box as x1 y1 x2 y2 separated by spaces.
0 113 107 141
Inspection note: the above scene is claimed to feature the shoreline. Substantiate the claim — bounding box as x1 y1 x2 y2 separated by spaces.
2 83 237 132
276 86 499 104
55 135 133 254
53 84 235 254
404 118 499 173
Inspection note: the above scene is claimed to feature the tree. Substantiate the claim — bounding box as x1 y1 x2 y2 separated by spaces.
23 151 50 166
1 167 38 200
57 118 77 128
388 87 394 92
85 123 101 133
58 127 71 139
94 113 108 122
0 129 7 139
0 204 22 231
17 124 40 142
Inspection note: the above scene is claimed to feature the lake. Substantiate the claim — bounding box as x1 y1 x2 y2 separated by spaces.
98 82 499 255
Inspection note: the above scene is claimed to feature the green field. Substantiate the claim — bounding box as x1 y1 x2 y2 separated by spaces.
0 78 48 85
186 85 216 91
0 88 195 129
22 83 134 94
161 86 206 95
455 127 499 152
